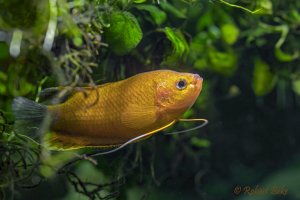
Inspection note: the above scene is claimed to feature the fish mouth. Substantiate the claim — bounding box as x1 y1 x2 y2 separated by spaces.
192 73 203 91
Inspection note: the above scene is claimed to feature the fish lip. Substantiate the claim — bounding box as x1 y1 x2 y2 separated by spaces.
192 73 203 89
193 73 202 80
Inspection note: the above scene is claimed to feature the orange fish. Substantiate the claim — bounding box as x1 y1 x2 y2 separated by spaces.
13 70 203 150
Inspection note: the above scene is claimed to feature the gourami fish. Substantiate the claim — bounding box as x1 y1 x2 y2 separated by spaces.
12 70 203 151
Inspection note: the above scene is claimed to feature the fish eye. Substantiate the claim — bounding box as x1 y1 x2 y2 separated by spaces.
176 79 187 90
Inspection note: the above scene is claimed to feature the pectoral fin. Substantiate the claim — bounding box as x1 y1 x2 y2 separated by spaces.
121 105 158 130
89 120 177 156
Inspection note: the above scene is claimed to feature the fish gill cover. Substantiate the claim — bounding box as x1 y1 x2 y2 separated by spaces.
1 0 300 200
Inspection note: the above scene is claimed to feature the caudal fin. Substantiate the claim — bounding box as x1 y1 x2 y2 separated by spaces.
12 97 48 137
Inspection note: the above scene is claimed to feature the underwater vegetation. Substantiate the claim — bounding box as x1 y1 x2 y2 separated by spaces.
1 0 300 200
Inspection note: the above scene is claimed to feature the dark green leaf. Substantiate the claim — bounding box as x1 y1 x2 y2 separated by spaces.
0 42 9 60
136 5 167 25
160 2 186 19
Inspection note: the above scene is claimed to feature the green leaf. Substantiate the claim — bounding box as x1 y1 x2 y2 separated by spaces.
40 152 75 178
0 42 9 60
183 109 194 119
273 24 299 62
208 25 221 40
0 72 7 81
32 0 50 37
275 48 299 62
136 5 167 25
104 11 143 55
133 0 146 3
163 27 189 65
188 32 209 63
0 84 6 95
252 59 277 96
160 2 186 19
7 64 35 96
0 71 7 94
290 9 300 23
194 58 208 70
292 78 300 96
221 23 240 45
255 23 299 62
191 137 211 148
196 12 213 32
208 48 237 76
256 0 273 15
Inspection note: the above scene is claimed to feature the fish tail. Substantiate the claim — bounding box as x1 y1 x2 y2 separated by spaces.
12 97 48 137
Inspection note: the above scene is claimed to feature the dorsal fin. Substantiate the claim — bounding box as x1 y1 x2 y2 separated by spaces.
39 83 113 103
39 86 75 103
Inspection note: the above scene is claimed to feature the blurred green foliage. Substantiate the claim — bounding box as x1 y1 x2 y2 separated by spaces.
252 59 277 96
1 0 300 200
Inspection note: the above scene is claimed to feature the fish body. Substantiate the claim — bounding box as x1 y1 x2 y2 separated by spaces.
13 70 203 150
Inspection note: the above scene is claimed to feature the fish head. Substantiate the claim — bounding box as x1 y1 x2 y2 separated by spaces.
154 70 203 116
